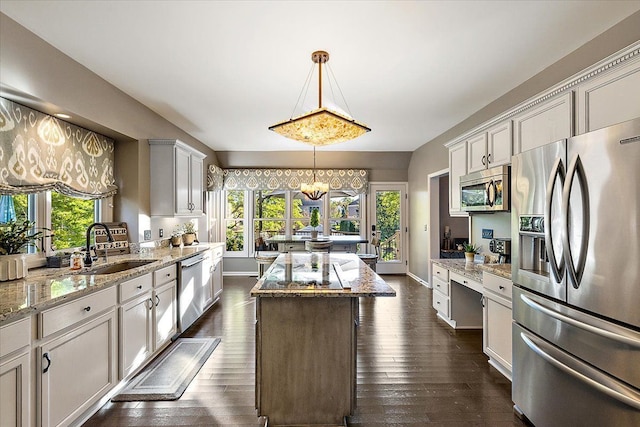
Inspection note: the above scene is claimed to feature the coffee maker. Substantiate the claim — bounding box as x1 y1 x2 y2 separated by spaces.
489 238 511 264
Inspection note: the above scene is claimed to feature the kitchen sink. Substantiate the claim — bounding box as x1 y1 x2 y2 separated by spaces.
82 260 157 275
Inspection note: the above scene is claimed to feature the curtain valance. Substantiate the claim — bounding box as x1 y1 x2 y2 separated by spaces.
207 164 224 191
219 168 369 194
0 97 117 199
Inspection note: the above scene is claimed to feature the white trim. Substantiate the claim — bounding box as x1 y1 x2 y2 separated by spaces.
407 271 430 288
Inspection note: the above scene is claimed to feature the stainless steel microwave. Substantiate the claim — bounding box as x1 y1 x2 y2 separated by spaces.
460 165 510 212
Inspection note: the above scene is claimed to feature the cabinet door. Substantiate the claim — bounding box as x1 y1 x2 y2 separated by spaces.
189 154 204 214
448 141 467 215
154 280 177 351
39 310 117 427
487 121 512 167
576 58 640 134
212 256 223 300
513 92 573 154
483 293 512 377
175 145 192 215
467 133 488 173
119 293 153 378
201 250 214 310
0 351 30 427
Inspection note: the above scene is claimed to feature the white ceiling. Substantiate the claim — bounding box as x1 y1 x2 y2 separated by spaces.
1 1 639 152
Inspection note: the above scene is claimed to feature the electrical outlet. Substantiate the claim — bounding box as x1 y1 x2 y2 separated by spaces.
482 228 494 239
159 228 164 238
144 230 151 240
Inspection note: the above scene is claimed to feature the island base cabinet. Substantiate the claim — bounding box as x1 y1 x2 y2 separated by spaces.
0 351 30 427
256 297 356 426
38 310 117 427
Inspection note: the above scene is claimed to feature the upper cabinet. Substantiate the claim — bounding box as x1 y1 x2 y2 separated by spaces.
513 92 573 154
576 56 640 134
448 141 467 216
467 121 512 173
150 139 206 216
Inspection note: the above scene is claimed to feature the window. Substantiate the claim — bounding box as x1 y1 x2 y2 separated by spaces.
329 191 361 235
292 191 324 235
254 190 285 251
224 190 246 254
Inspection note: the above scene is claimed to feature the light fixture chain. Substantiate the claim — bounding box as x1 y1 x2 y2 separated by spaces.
326 63 355 118
290 62 316 119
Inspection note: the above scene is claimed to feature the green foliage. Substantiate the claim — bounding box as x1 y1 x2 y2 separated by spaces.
375 191 400 241
463 242 478 253
0 218 49 255
310 208 320 228
183 221 196 234
50 193 95 250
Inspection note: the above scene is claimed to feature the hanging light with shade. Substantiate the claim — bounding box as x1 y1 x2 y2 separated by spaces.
301 146 329 200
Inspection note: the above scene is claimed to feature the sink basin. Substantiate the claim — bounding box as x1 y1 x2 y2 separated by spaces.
84 260 157 275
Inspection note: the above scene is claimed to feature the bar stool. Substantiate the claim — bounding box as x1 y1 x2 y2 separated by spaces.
305 240 332 253
358 237 380 272
255 251 280 277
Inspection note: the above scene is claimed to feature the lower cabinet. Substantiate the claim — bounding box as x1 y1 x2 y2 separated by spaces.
211 246 223 301
153 280 177 351
0 316 31 427
482 272 513 380
120 292 153 379
38 309 117 427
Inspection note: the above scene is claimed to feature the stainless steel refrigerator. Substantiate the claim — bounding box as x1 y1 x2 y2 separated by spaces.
511 117 640 426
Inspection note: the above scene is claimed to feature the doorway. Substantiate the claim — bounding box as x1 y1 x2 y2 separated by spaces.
368 183 408 274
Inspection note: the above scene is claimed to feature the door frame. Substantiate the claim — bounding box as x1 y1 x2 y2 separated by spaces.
368 182 408 274
427 169 449 286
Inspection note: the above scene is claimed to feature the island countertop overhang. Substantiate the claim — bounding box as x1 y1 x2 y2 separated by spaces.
250 252 396 298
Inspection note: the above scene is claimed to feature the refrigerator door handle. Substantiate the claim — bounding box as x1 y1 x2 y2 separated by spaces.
562 155 590 289
519 330 640 410
545 157 566 283
520 293 640 348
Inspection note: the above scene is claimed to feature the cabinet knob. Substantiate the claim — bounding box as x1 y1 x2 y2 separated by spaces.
84 306 91 312
499 285 505 290
137 285 143 289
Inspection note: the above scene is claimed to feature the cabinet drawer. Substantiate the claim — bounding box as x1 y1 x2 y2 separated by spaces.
279 243 305 252
120 273 153 302
432 276 450 296
0 317 31 357
432 291 450 318
40 287 117 338
432 264 449 281
153 264 177 287
483 272 512 300
212 245 223 259
450 271 482 293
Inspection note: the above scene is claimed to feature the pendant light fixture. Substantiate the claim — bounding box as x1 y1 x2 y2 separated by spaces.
301 146 329 200
269 50 371 146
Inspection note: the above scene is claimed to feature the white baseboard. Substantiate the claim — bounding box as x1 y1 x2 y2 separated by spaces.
407 271 430 288
223 271 258 277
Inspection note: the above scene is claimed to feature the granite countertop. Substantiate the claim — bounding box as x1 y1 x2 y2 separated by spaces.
0 243 224 324
251 252 396 298
265 235 368 244
432 259 512 282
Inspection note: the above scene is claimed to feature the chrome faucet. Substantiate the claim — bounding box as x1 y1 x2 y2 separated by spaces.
84 223 114 267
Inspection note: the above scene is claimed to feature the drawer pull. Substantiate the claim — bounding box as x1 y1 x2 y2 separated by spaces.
137 285 143 289
499 285 505 290
436 301 440 305
43 353 51 373
436 271 440 275
155 295 160 307
84 306 91 312
436 284 440 287
166 273 171 277
147 298 154 310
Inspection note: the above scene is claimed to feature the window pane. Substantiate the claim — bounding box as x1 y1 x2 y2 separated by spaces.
225 220 244 251
329 192 360 219
51 193 95 251
254 220 284 251
225 191 244 219
330 220 360 235
254 190 285 219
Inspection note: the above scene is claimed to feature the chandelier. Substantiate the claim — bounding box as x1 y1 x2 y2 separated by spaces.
269 50 370 146
301 146 329 200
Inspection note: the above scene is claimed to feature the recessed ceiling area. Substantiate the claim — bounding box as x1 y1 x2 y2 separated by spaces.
1 1 639 152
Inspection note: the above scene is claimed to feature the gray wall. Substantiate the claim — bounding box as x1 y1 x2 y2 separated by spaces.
407 11 640 282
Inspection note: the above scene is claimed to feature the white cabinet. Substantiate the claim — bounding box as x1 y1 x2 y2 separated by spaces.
119 273 154 379
0 317 31 427
153 264 177 351
431 264 450 320
482 272 513 380
211 245 223 301
467 121 512 174
513 92 573 154
38 287 117 427
149 139 206 216
576 57 640 134
448 141 468 216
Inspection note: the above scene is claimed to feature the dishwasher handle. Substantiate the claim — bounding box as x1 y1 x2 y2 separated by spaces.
181 255 204 269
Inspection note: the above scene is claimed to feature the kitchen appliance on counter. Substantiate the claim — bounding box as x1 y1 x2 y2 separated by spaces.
511 118 640 426
488 238 510 264
460 165 510 212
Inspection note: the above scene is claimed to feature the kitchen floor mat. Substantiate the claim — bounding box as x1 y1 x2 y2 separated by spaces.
111 337 220 401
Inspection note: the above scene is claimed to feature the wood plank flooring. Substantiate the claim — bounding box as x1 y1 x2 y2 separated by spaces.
84 275 526 426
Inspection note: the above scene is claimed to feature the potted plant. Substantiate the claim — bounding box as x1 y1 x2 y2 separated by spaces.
309 208 320 240
463 242 478 263
170 226 183 247
0 218 48 281
181 221 198 246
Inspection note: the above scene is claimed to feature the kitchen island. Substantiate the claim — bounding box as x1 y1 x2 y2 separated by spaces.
250 252 395 426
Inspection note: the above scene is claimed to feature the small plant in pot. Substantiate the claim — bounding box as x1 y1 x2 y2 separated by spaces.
181 221 198 246
309 208 320 240
0 218 49 281
170 226 183 247
463 242 478 263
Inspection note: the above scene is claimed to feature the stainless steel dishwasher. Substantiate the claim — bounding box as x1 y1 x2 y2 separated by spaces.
178 253 205 332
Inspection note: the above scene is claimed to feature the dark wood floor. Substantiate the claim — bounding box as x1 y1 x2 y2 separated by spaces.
84 275 526 426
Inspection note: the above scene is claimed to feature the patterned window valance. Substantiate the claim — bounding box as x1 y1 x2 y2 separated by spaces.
207 164 224 191
0 97 117 199
220 168 369 194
